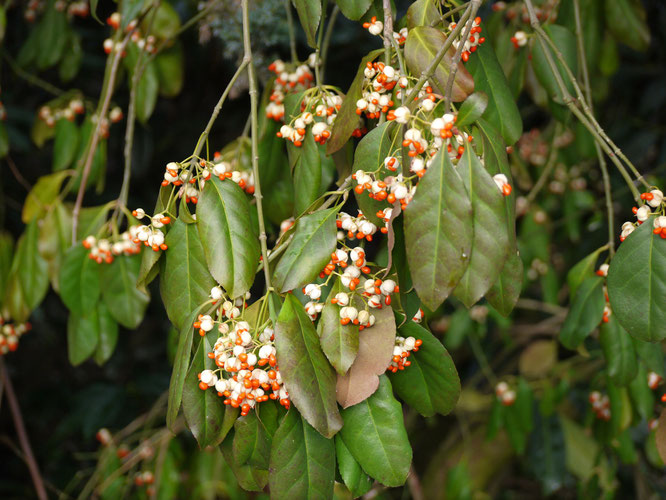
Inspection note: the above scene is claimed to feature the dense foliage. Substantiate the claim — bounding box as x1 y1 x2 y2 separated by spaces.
1 0 666 498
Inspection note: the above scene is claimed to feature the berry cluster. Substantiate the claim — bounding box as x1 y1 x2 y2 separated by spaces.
386 335 422 373
276 89 341 146
265 58 315 121
648 371 662 390
196 289 290 416
24 0 89 23
621 188 664 241
448 16 486 62
131 210 172 252
82 229 143 264
495 381 517 406
104 13 157 55
588 391 611 421
0 317 31 355
337 210 384 241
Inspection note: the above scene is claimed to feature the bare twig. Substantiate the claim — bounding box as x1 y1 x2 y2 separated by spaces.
3 52 65 96
382 0 394 64
525 124 561 204
5 155 33 192
407 465 424 500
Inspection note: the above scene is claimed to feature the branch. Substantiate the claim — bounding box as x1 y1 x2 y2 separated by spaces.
382 0 394 64
0 358 48 500
3 52 65 96
525 124 561 204
284 0 298 63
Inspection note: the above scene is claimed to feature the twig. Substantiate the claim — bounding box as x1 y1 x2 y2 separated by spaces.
515 298 566 315
525 124 561 203
284 0 298 63
242 0 273 290
468 328 498 386
0 358 48 500
382 0 394 65
5 155 33 192
3 52 65 96
407 465 424 500
430 2 469 27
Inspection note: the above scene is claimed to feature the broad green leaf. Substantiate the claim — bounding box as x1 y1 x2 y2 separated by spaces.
100 255 150 329
0 232 13 300
335 0 372 20
167 304 209 430
197 176 260 299
531 25 577 102
293 132 322 215
233 412 271 468
259 120 294 224
36 0 68 70
121 0 143 30
406 0 439 28
291 0 321 48
628 362 654 421
340 376 412 487
445 463 473 500
567 246 603 298
335 436 373 497
67 308 100 366
52 119 79 171
336 304 395 408
59 244 101 314
559 276 605 349
22 171 69 223
38 202 71 292
15 219 49 312
147 1 181 40
125 45 159 123
274 294 342 437
317 278 360 375
455 92 489 128
0 122 8 158
183 335 229 447
161 219 216 330
404 26 474 102
404 147 473 310
273 207 338 293
220 430 268 491
466 40 523 145
600 317 638 386
608 222 666 342
504 379 533 454
155 42 184 97
269 410 336 498
453 148 510 308
327 49 383 155
605 0 650 52
633 337 664 376
93 302 119 365
388 318 460 416
59 32 83 82
89 0 101 23
486 250 523 317
2 274 30 323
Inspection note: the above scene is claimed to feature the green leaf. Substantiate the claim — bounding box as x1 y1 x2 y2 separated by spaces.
67 308 100 366
161 219 216 330
466 40 523 145
52 119 79 171
197 176 260 299
0 232 13 300
567 246 603 298
125 45 159 123
155 42 184 97
404 26 475 102
607 222 666 342
167 304 209 430
233 412 271 468
15 219 49 312
36 0 68 70
404 147 473 310
183 335 229 447
38 202 71 292
335 0 373 20
147 1 181 40
291 0 321 48
100 255 150 329
59 32 83 82
293 132 323 215
406 0 439 28
605 0 650 52
600 316 638 386
220 429 268 491
531 25 577 101
560 416 613 487
274 294 342 438
336 304 396 407
121 0 144 30
559 276 605 350
335 435 373 497
89 0 101 23
327 49 383 155
340 376 412 487
388 319 460 416
628 362 654 421
137 184 174 288
456 92 489 128
0 122 8 158
22 171 69 223
93 302 119 365
269 410 336 498
317 278 360 375
273 207 338 293
633 337 664 376
59 244 101 314
453 148 510 308
486 250 523 317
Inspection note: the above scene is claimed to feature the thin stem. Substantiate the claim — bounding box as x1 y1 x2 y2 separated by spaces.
443 0 480 111
430 2 469 27
0 359 48 500
313 0 328 87
382 0 394 65
3 53 65 96
468 328 498 386
242 0 273 290
525 125 561 204
284 0 298 63
6 155 33 192
320 5 339 82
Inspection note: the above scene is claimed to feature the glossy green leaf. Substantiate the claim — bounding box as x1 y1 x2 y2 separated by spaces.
340 375 412 487
317 278 360 375
197 176 260 299
293 132 323 215
567 246 603 298
59 244 101 314
327 49 383 155
559 276 605 350
388 319 460 416
291 0 321 48
38 202 71 292
147 1 181 40
269 410 336 498
22 171 69 223
59 32 83 82
15 219 49 312
121 0 143 30
404 26 474 102
0 232 13 300
36 0 68 70
466 40 523 145
633 337 664 376
336 304 395 408
67 307 100 366
335 436 373 497
220 430 268 491
486 250 523 317
52 119 79 171
233 412 271 468
531 25 577 101
455 92 489 128
605 0 650 52
93 302 119 366
183 335 229 447
335 0 373 20
453 148 510 308
100 255 150 329
273 207 338 292
628 362 654 421
406 0 439 28
608 222 666 342
600 316 638 386
275 294 342 437
155 42 184 97
161 219 216 330
404 147 473 310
